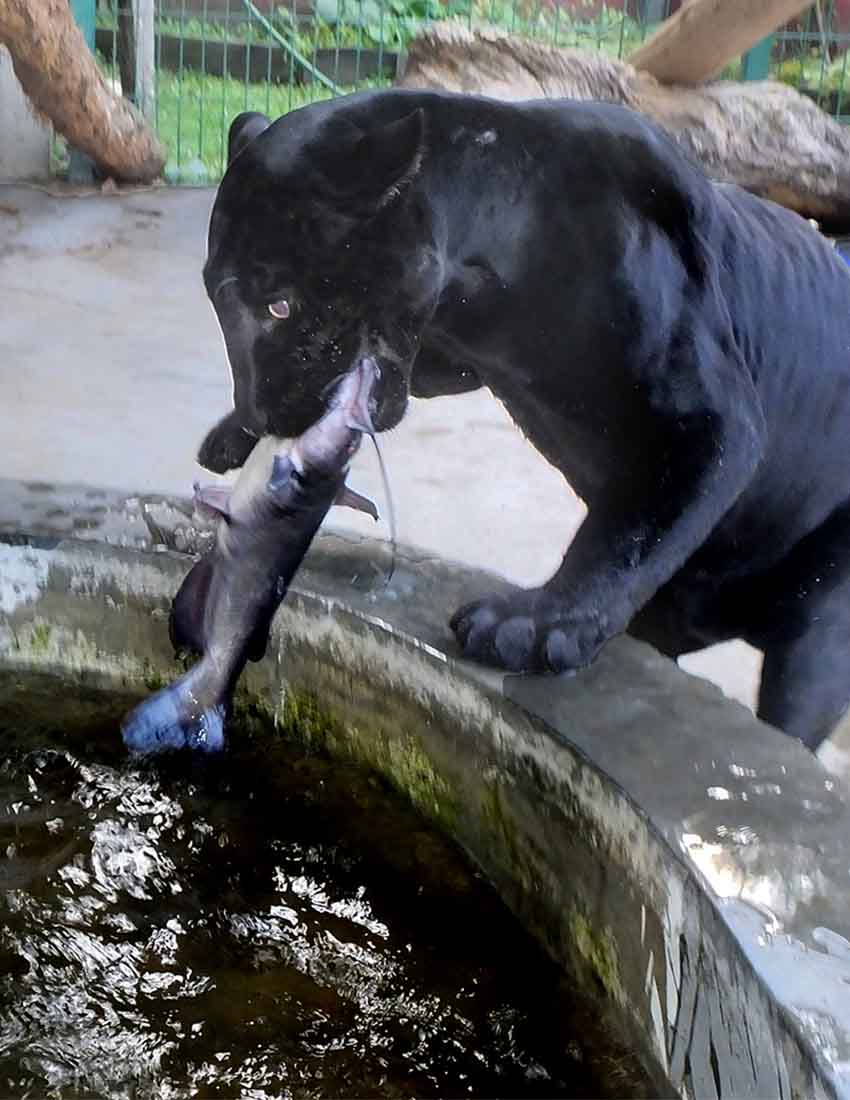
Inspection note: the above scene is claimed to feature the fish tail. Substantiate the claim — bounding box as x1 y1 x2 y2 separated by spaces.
121 665 227 756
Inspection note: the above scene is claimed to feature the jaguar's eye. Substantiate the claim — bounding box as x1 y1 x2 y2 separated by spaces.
268 299 290 319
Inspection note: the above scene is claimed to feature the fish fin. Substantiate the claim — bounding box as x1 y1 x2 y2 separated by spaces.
169 554 215 655
122 675 227 756
192 481 232 523
334 484 379 521
268 455 295 495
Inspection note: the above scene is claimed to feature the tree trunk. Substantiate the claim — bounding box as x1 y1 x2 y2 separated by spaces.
627 0 811 85
397 22 850 231
0 0 165 183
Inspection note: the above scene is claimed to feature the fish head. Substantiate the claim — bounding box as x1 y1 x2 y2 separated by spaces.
290 357 378 477
200 99 444 470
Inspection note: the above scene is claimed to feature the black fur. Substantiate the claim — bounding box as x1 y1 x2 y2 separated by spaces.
227 111 271 163
200 89 850 751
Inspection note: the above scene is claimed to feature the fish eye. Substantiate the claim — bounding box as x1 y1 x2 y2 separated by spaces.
268 299 290 319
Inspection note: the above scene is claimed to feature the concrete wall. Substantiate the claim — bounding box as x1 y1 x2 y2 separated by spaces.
0 46 50 182
3 480 850 1099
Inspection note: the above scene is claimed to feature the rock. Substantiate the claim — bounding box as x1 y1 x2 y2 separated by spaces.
398 22 850 230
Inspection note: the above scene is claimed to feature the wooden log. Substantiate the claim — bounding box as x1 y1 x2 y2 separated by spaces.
0 0 166 183
627 0 811 86
397 22 850 230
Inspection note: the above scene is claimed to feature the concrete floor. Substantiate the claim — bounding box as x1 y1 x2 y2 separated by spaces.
0 179 822 758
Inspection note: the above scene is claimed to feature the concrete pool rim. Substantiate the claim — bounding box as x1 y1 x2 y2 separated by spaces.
2 477 850 1100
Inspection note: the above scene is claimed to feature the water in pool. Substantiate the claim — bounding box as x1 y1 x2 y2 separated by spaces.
0 670 654 1099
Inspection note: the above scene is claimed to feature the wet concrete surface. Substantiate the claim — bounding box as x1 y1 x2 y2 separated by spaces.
0 181 837 765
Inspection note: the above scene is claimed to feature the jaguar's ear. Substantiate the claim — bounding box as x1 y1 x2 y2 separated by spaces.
314 108 426 214
227 111 271 164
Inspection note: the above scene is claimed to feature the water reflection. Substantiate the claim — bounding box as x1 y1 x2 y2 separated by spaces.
0 671 650 1099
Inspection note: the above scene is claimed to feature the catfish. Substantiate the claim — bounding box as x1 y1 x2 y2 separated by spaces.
121 360 378 756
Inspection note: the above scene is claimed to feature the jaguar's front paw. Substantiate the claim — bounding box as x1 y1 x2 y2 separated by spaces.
449 589 606 674
197 412 258 474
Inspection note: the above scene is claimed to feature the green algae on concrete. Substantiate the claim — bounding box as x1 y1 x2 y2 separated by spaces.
481 774 629 1015
27 621 52 654
481 779 524 881
571 911 625 1004
141 658 169 693
384 732 454 822
11 620 122 675
271 682 458 829
6 614 182 697
272 683 344 749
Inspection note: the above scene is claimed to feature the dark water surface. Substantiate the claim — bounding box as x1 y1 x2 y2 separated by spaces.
0 670 652 1099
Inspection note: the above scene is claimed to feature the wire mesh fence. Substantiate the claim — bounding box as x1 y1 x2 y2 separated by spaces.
82 0 850 184
773 3 850 120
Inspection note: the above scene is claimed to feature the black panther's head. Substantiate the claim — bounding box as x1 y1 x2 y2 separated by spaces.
200 97 444 470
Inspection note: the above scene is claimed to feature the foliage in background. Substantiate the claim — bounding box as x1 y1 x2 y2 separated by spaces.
89 1 850 182
95 1 654 57
93 47 376 179
775 50 850 95
91 0 663 178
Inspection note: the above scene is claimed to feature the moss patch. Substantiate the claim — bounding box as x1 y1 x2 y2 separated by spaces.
482 780 523 876
28 622 52 654
141 659 169 693
272 684 345 749
571 911 624 1004
382 733 453 823
271 684 457 831
10 622 154 686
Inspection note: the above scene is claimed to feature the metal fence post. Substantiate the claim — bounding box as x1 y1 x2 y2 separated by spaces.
134 0 157 122
741 34 774 80
69 0 97 183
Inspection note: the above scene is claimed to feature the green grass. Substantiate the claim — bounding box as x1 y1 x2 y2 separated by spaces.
111 35 739 185
93 3 662 184
142 47 842 184
93 43 381 180
81 5 849 187
96 3 656 56
152 69 383 181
